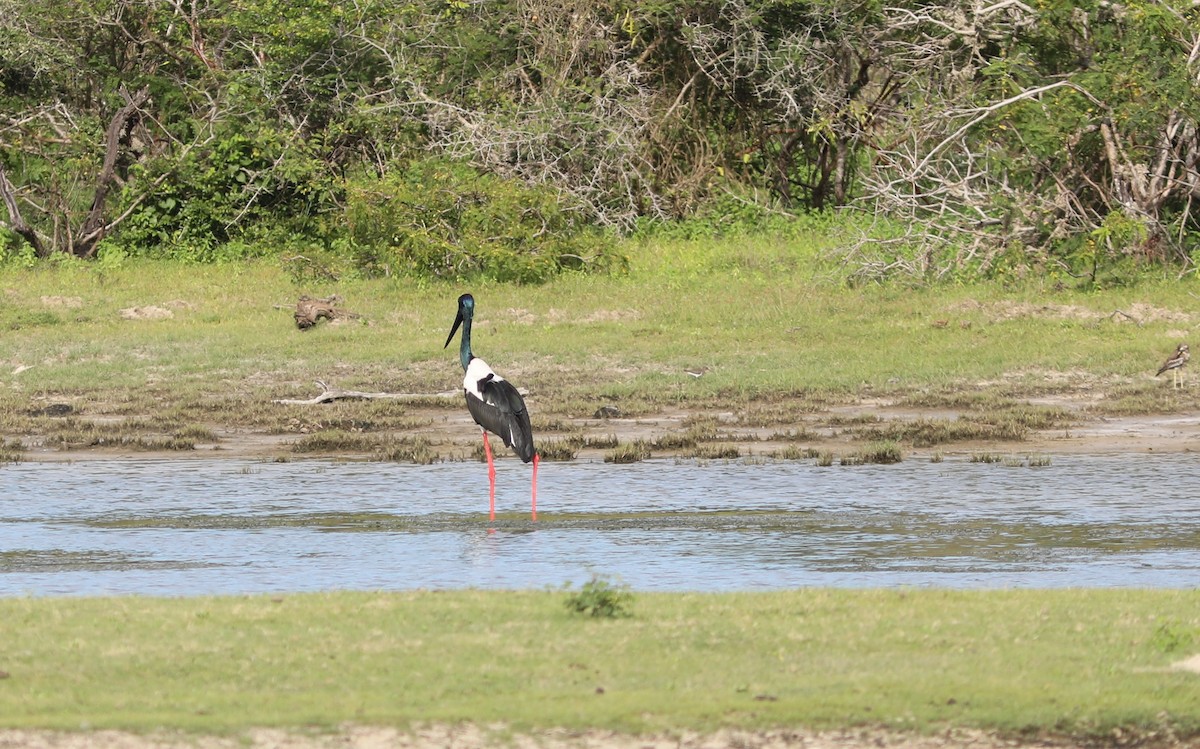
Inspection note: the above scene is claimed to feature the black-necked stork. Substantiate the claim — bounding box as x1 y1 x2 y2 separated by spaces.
444 293 538 521
1157 342 1190 389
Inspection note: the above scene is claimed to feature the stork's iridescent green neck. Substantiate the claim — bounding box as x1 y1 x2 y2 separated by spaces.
451 293 477 372
457 310 474 371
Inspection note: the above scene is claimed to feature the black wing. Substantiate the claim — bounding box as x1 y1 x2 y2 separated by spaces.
465 374 535 463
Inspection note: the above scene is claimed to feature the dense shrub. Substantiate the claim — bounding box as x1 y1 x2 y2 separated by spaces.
341 159 625 283
6 0 1200 283
110 129 334 263
564 573 634 619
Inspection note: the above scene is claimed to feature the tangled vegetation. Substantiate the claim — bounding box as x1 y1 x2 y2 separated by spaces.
3 0 1200 284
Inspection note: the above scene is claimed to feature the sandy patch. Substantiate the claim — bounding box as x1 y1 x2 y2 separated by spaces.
118 301 195 321
494 308 641 325
502 307 538 324
1173 654 1200 674
579 309 641 324
1125 302 1193 324
119 306 174 321
40 295 83 309
949 299 1193 325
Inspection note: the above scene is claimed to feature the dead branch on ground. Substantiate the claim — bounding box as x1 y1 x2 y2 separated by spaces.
273 381 461 405
294 295 363 330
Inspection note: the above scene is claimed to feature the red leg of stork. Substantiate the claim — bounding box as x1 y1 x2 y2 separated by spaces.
482 430 496 521
531 453 539 522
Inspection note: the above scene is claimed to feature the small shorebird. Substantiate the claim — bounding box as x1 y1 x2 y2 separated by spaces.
444 293 538 521
1156 343 1190 389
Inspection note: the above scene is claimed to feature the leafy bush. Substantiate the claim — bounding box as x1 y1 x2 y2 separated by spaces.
0 228 36 267
111 128 334 262
564 573 634 619
341 159 625 283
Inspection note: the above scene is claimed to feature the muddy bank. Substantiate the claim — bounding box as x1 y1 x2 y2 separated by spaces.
14 400 1200 463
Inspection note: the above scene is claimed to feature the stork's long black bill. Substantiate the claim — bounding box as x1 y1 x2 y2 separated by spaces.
444 311 464 349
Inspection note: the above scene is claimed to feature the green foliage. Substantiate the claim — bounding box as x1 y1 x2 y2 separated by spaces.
634 189 843 242
967 0 1200 270
563 573 634 619
341 158 624 283
112 128 334 262
6 0 1200 281
0 229 35 267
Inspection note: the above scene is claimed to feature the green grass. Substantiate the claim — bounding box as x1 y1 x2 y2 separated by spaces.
605 439 652 463
845 440 903 464
1 236 1198 438
3 243 1200 741
0 590 1196 738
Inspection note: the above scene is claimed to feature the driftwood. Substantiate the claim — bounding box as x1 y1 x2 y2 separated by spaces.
275 380 526 405
274 381 460 405
0 164 41 256
294 295 362 330
1108 309 1142 326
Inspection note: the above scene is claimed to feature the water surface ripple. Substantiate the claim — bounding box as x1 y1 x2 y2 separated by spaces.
1 454 1197 595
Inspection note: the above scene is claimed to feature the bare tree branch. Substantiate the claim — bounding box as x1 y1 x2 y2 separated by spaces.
0 164 46 255
74 85 150 258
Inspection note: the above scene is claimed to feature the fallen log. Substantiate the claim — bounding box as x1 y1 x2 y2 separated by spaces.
294 295 362 330
274 381 461 405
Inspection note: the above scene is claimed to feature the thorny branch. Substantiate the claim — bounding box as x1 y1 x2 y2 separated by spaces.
843 0 1200 281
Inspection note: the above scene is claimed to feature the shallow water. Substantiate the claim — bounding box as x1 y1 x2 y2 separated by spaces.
1 454 1198 596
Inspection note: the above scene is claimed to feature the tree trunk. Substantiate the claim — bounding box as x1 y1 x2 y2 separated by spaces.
73 86 150 259
0 165 46 256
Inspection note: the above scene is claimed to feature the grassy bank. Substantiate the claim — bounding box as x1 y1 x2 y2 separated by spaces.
0 233 1198 460
0 589 1196 738
2 240 1199 745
